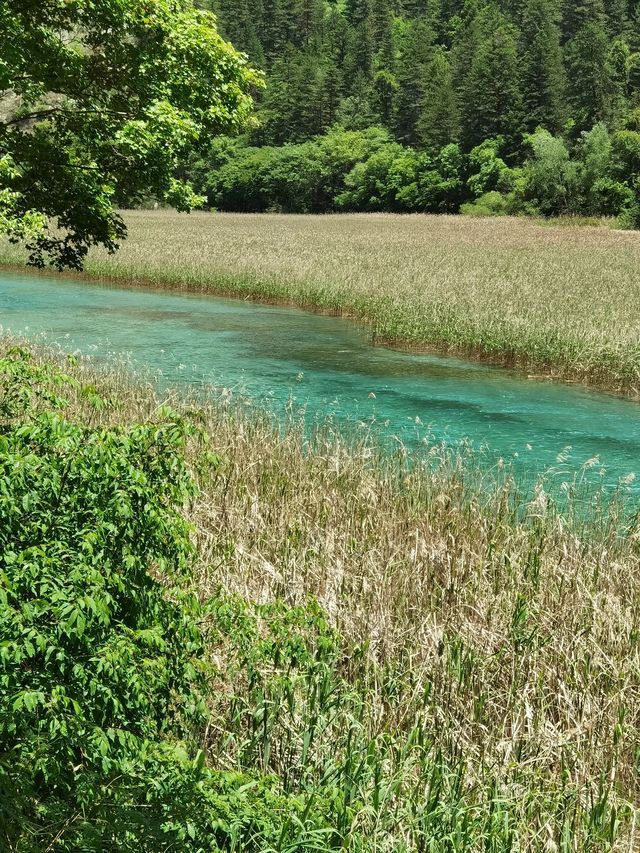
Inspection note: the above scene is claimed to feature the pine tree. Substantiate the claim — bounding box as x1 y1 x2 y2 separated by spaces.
345 0 374 79
323 6 350 123
564 2 614 129
259 0 285 60
520 0 566 133
604 0 629 36
297 0 325 48
335 71 378 128
460 5 524 151
561 0 606 41
398 0 431 17
369 0 397 125
628 3 640 53
201 0 630 168
207 0 265 64
394 16 436 143
371 0 395 71
450 0 484 88
273 0 304 52
256 46 327 143
417 46 460 150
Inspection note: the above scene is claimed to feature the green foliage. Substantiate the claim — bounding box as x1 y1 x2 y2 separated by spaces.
522 128 579 215
417 47 460 152
466 137 516 197
203 0 634 154
0 349 201 847
460 6 524 151
184 0 640 228
0 349 322 851
198 126 399 212
336 142 409 210
565 14 614 131
1 323 637 848
519 0 566 134
396 144 467 212
187 106 640 224
460 190 512 216
0 0 258 269
3 0 636 235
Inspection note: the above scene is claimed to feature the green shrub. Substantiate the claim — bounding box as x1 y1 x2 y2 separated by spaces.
0 349 320 851
460 190 511 216
522 129 579 215
336 143 409 211
466 137 516 197
395 144 467 212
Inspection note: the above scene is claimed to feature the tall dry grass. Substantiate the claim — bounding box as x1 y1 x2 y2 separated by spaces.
14 342 639 850
2 211 638 394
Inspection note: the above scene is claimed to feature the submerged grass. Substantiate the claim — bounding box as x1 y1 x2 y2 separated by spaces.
9 340 640 850
2 211 639 395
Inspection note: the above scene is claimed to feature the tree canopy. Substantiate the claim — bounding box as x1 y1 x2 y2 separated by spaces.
0 0 258 269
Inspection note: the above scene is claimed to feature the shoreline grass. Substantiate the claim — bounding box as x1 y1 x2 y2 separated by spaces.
6 339 640 849
2 211 640 397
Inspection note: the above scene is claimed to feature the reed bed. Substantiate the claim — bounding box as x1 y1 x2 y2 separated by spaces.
12 341 640 851
2 211 638 395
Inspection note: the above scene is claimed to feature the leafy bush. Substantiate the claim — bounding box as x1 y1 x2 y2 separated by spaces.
0 349 320 851
466 137 516 197
460 190 512 216
396 144 467 212
522 129 579 215
336 143 409 211
180 119 640 226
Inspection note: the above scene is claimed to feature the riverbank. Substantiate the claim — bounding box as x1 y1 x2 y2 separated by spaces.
3 341 639 850
1 211 639 397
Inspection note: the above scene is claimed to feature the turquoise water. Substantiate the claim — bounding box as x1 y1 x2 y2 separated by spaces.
1 271 639 495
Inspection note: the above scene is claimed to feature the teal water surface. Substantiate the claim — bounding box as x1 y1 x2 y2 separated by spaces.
1 271 639 496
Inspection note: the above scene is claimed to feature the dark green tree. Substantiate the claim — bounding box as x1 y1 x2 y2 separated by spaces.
345 0 374 78
322 7 351 124
417 47 461 150
336 72 379 129
604 0 629 36
561 0 606 41
208 0 265 64
564 5 614 129
460 5 524 151
371 0 396 70
255 47 327 143
297 0 325 47
394 16 436 144
519 0 567 133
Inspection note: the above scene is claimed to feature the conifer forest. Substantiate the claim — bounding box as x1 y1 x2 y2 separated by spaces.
187 0 640 223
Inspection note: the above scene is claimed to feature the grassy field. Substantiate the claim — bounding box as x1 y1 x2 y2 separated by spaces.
5 342 639 850
2 210 639 395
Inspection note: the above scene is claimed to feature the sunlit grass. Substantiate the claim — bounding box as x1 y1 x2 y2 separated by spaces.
11 340 639 850
2 210 638 394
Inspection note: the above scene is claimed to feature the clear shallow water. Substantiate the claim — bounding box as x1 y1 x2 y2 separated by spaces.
1 271 639 497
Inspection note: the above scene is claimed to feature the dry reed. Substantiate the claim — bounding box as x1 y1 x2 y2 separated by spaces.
13 342 639 850
2 210 637 394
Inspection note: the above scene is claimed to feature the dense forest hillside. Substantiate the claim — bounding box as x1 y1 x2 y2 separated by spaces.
188 0 640 222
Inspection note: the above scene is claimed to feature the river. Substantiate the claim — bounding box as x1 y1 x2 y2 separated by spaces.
2 270 639 497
